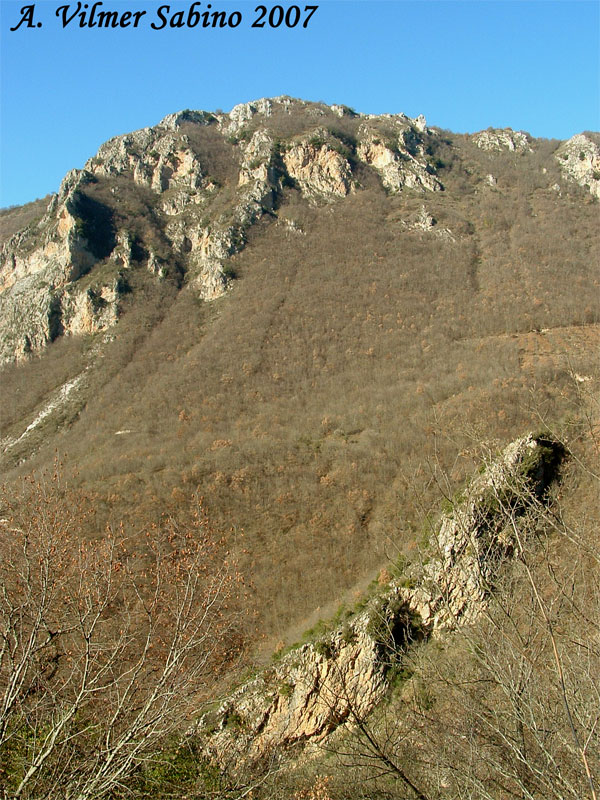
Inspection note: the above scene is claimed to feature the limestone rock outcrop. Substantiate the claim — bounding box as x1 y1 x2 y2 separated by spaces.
86 128 206 194
400 434 563 630
0 169 124 364
555 133 600 199
357 124 442 192
165 127 280 299
283 132 355 200
223 97 276 135
60 279 122 336
1 170 95 293
473 128 532 152
404 205 455 240
195 435 564 770
198 614 391 770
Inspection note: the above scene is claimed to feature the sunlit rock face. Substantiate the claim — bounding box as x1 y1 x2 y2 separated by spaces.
0 169 121 364
2 97 586 365
472 128 532 153
194 435 564 771
283 137 355 200
555 133 600 199
357 122 442 193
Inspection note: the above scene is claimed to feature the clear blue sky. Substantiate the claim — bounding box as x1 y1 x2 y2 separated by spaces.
1 0 598 207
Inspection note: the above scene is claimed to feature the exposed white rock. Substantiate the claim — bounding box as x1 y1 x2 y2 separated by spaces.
1 373 85 454
330 104 358 118
158 109 216 130
413 205 435 231
278 217 305 235
403 435 554 630
1 170 95 293
414 113 427 132
87 129 205 194
555 133 600 199
283 132 354 200
146 249 167 279
238 129 276 187
224 97 275 135
403 205 456 241
473 128 532 153
111 230 133 270
0 170 114 364
162 128 280 298
357 125 442 193
160 188 203 215
197 607 391 768
196 435 562 770
190 227 238 300
61 281 121 336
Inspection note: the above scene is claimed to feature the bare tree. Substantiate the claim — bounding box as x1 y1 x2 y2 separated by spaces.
0 473 243 799
403 532 600 800
317 434 599 800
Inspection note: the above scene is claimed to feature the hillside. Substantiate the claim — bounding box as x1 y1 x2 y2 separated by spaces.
0 97 598 798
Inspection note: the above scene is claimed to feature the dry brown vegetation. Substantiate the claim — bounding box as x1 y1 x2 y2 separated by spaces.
239 401 600 799
1 119 599 668
0 470 247 799
0 198 52 246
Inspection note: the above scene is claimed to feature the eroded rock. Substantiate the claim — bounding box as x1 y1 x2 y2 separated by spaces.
473 128 532 153
357 125 442 193
0 170 122 364
195 435 564 770
87 128 205 194
555 133 600 199
283 132 354 200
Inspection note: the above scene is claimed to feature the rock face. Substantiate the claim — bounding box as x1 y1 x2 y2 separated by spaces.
0 98 446 364
0 169 124 364
87 127 205 194
1 97 592 366
283 134 355 200
223 97 276 135
401 435 564 630
404 205 455 240
357 123 442 192
195 435 564 771
555 133 600 199
199 616 391 771
473 128 532 152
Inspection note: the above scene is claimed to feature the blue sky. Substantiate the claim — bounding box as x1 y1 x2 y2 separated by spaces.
1 0 598 207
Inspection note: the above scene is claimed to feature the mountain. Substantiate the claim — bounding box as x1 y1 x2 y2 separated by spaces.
2 98 598 367
0 98 598 798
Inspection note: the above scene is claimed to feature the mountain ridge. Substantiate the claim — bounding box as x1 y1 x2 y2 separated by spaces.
2 97 598 368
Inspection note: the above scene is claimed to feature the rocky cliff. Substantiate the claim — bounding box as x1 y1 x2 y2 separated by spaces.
2 97 597 367
0 98 444 365
555 133 600 199
193 434 565 772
